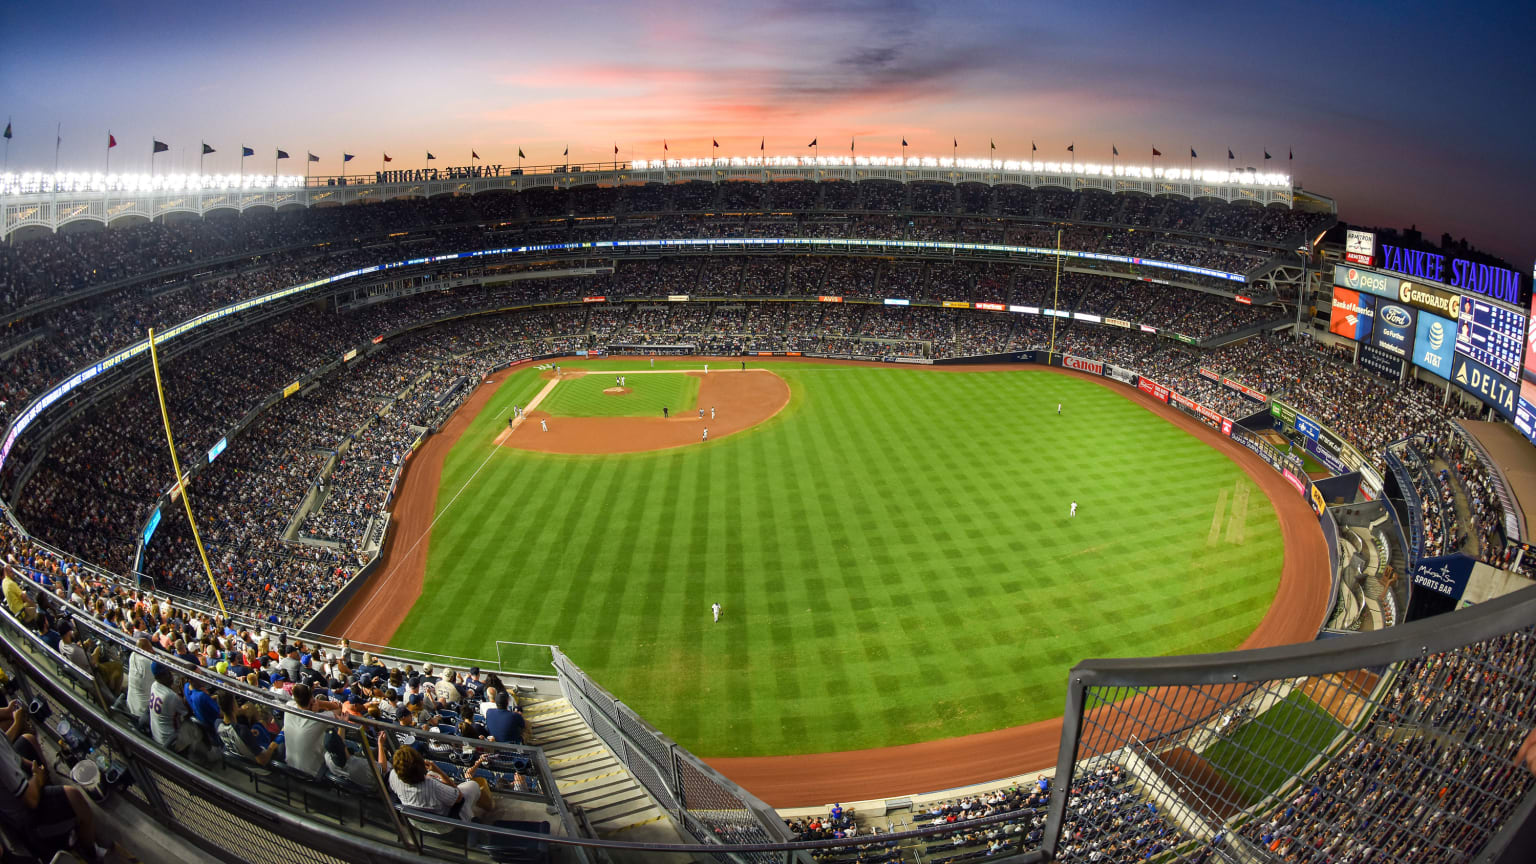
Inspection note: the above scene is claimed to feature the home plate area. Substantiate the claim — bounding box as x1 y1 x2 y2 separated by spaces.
501 368 791 454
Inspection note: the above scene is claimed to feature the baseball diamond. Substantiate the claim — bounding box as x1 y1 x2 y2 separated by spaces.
334 356 1308 767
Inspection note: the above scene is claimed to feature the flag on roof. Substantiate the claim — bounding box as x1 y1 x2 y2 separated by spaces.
153 139 169 153
562 146 568 156
1152 147 1161 157
426 152 436 160
1264 150 1272 160
1112 145 1119 156
808 138 817 147
760 137 764 151
517 148 525 159
383 153 392 162
1066 143 1074 152
1227 148 1234 159
1031 141 1037 152
901 138 908 147
1190 148 1197 158
990 139 996 150
242 145 254 157
613 144 618 155
713 139 719 148
276 149 289 159
472 151 481 160
307 152 319 162
343 153 354 162
109 133 118 149
202 143 215 155
2 121 10 140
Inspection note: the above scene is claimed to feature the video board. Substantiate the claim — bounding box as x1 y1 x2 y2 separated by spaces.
1455 297 1524 382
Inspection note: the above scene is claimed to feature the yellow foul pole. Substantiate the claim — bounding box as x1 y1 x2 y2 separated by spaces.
1048 228 1062 362
146 328 227 615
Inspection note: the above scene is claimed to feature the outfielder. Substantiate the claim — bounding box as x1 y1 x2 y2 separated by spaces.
711 602 721 623
1057 402 1062 415
1069 500 1077 517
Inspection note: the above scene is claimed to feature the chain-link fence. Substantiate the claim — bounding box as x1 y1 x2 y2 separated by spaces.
1048 585 1536 863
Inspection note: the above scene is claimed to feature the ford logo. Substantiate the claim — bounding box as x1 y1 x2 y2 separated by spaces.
1381 306 1411 327
1428 321 1444 349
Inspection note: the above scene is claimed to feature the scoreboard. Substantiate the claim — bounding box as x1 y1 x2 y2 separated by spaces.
1456 297 1524 381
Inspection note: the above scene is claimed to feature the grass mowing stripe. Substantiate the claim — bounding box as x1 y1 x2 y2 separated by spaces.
399 362 1285 757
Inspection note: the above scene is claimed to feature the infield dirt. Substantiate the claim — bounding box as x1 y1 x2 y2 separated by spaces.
329 357 1329 806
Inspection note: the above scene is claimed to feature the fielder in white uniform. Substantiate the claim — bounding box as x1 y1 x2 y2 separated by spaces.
702 427 709 442
1057 403 1062 415
711 602 721 622
710 406 716 420
1070 501 1077 517
540 419 548 432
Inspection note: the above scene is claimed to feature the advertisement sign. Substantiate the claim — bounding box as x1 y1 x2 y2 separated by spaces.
1309 483 1327 515
1139 377 1170 403
1516 282 1536 444
1334 266 1398 300
207 437 228 464
1411 553 1477 598
1452 354 1518 418
667 294 690 302
1199 367 1222 383
1344 229 1376 266
1104 317 1132 329
1282 469 1306 494
884 298 910 306
1222 378 1268 403
142 507 162 547
1103 363 1137 385
818 295 844 303
1398 279 1463 320
1317 426 1345 459
1294 414 1321 441
582 296 607 302
342 348 358 362
1062 355 1103 375
1221 418 1233 436
1455 297 1524 382
1271 401 1297 427
1328 288 1375 342
282 381 301 398
1412 311 1456 378
1372 301 1417 358
943 301 971 309
1358 343 1405 380
973 302 1006 312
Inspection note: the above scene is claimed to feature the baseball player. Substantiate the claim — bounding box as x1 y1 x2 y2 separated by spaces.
698 408 704 419
740 361 745 371
616 375 621 386
540 419 548 432
1069 501 1077 517
663 407 669 418
710 406 716 420
1057 402 1062 415
702 427 709 442
704 364 708 374
650 358 654 368
711 602 721 623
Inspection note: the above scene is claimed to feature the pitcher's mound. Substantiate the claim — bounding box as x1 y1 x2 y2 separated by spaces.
503 369 790 454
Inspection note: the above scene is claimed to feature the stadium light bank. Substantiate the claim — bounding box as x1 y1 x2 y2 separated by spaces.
632 154 1293 187
0 172 307 195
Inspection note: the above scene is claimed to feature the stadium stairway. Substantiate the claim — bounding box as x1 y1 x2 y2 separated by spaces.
524 695 681 843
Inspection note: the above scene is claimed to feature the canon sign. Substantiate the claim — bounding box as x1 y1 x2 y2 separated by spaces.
1062 355 1103 375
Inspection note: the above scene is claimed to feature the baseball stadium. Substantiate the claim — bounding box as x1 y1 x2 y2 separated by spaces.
1 153 1534 864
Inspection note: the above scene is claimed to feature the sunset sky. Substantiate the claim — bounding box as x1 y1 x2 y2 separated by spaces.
2 0 1531 264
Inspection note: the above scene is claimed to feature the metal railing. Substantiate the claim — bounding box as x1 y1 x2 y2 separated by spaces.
1049 583 1536 863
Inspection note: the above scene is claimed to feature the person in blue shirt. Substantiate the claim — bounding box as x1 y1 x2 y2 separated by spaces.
184 678 221 733
483 691 525 744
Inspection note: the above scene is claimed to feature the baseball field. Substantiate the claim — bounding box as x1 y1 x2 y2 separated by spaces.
379 358 1287 758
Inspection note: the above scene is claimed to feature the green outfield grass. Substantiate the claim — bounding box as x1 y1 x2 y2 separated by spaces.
537 370 700 418
1201 690 1341 805
390 359 1287 757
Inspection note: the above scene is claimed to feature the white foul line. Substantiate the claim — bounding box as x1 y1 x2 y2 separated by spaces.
346 374 561 626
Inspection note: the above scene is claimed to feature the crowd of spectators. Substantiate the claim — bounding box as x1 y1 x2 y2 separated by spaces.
1235 629 1535 863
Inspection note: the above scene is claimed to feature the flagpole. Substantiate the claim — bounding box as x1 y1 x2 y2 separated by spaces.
106 131 111 175
199 141 205 176
54 122 61 175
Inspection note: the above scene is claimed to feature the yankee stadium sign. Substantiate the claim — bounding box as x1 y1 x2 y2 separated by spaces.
1380 244 1521 305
